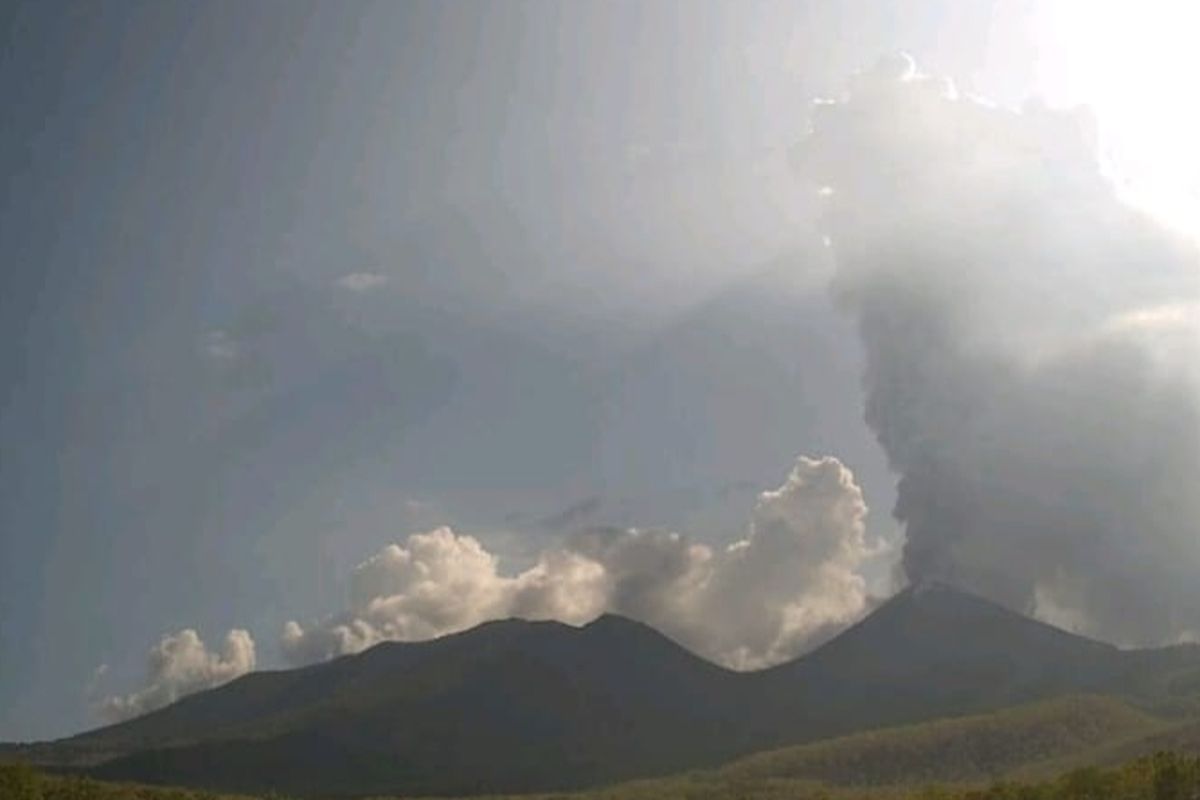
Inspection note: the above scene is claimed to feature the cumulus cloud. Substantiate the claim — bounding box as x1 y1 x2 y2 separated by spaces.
801 55 1200 645
96 458 871 718
283 456 877 669
698 454 875 666
335 271 390 292
281 529 522 664
98 629 256 722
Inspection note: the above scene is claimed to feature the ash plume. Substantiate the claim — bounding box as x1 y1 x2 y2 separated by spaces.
802 54 1200 645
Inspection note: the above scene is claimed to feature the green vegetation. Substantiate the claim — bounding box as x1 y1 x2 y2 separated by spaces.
29 587 1200 797
0 760 251 800
539 751 1200 800
5 751 1200 800
718 695 1167 786
9 693 1200 800
487 697 1200 800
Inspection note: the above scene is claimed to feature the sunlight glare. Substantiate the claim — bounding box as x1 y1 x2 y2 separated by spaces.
1030 0 1200 233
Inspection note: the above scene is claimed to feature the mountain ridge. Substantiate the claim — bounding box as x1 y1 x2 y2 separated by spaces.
13 582 1200 796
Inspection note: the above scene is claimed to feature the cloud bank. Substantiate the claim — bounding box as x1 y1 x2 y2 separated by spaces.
283 455 876 669
97 457 874 720
802 54 1200 645
98 629 256 722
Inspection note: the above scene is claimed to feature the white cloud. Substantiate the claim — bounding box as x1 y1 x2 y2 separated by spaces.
335 272 390 292
282 456 877 669
282 528 519 664
94 458 876 721
200 329 239 361
97 629 256 722
699 454 876 667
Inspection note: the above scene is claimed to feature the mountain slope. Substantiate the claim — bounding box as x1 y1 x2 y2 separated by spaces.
749 582 1157 742
472 698 1196 800
80 614 738 751
81 615 754 795
17 583 1200 796
722 694 1165 787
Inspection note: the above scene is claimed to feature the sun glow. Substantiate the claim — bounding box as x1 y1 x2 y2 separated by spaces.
1030 1 1200 232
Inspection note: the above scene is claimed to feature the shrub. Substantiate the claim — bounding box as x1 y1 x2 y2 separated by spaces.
0 762 42 800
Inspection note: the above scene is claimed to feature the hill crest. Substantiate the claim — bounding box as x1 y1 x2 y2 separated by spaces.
15 582 1200 796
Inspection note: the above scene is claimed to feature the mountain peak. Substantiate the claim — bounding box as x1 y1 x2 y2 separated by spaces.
894 578 1020 609
906 577 971 598
582 612 651 631
780 577 1119 696
881 580 1114 648
34 581 1190 798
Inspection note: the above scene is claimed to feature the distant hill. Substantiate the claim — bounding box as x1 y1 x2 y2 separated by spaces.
721 694 1165 787
12 582 1200 796
480 698 1200 800
9 745 1200 800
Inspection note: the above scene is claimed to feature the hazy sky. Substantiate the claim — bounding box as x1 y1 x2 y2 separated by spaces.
0 1 1082 740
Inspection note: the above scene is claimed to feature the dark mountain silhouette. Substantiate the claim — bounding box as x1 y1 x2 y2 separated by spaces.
754 582 1176 738
15 582 1200 796
76 615 753 796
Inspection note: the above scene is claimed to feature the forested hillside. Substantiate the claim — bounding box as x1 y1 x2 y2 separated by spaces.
13 584 1200 797
6 750 1200 800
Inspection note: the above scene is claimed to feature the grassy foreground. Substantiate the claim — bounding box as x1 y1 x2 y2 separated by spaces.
3 751 1200 800
0 761 251 800
4 695 1199 800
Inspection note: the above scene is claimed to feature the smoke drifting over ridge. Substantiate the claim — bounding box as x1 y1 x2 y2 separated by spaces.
282 456 875 671
98 629 256 722
98 457 873 720
804 55 1200 645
